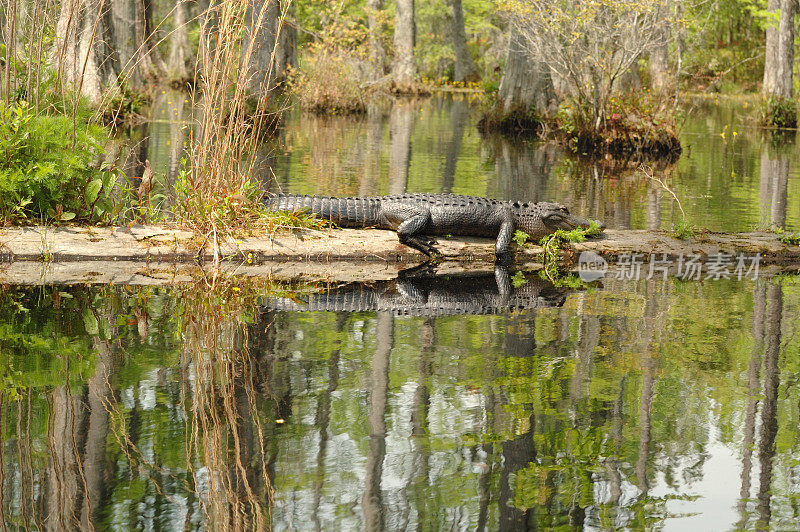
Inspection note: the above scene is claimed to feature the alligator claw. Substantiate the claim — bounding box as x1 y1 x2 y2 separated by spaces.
400 234 441 258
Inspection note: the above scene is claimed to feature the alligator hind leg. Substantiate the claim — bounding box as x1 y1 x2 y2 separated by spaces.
396 211 440 257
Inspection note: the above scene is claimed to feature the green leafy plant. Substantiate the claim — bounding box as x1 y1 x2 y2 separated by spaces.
538 221 604 281
0 101 122 224
774 227 800 245
513 230 530 247
672 219 696 240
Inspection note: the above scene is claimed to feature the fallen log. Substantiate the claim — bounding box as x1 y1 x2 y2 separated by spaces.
0 225 798 285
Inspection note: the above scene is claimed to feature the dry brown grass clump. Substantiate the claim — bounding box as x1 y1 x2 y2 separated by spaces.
176 0 326 241
286 10 384 115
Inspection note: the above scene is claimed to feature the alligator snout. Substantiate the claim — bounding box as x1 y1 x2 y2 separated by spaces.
549 212 604 232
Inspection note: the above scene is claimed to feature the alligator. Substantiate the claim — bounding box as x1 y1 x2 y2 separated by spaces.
262 265 570 316
265 193 601 257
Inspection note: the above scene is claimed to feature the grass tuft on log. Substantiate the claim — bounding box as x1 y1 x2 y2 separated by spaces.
175 0 325 242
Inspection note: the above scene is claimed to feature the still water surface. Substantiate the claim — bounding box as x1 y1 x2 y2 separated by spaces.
138 92 800 233
3 95 800 530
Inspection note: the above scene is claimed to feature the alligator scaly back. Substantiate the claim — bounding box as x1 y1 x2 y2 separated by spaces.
266 194 383 228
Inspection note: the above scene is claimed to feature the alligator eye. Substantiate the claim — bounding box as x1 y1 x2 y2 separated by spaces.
512 201 520 208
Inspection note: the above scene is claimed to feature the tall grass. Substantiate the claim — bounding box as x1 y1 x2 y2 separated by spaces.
175 0 326 241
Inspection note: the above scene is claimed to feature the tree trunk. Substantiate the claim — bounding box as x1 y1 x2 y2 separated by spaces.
450 0 478 83
761 0 796 126
134 0 165 83
650 37 669 92
757 283 782 530
366 0 386 78
111 0 136 83
81 333 117 529
774 0 795 100
441 97 468 192
392 0 416 92
762 0 780 97
493 139 556 201
497 28 555 121
166 0 194 84
616 60 641 93
52 0 120 104
362 313 392 532
649 2 670 93
359 106 384 196
242 0 280 99
273 0 296 77
736 280 765 528
759 148 789 228
3 0 18 101
45 386 87 530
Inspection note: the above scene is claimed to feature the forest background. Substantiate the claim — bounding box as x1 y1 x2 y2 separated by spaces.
0 0 797 229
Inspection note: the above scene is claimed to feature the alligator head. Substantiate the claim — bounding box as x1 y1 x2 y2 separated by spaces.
512 201 603 239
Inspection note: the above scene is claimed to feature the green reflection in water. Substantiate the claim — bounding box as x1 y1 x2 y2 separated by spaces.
128 93 799 234
262 95 800 234
2 275 798 529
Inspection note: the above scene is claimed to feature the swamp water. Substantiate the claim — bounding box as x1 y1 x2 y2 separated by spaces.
2 95 800 530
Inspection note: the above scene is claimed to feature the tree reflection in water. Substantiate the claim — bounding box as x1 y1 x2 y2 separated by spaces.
0 269 799 529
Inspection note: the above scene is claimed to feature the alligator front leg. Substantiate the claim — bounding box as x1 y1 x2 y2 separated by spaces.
495 213 515 257
396 210 440 257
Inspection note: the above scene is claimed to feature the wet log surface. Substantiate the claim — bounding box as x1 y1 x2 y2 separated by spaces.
0 225 798 285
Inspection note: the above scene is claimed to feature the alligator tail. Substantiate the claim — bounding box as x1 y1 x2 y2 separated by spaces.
265 194 381 228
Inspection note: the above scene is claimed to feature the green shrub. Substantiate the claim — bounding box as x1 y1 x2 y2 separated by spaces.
557 91 682 157
0 101 121 224
287 9 375 114
761 96 797 129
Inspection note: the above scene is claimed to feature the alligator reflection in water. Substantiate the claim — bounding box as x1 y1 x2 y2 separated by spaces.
263 265 569 315
2 273 800 529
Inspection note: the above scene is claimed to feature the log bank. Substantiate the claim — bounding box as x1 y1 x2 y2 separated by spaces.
0 225 798 285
